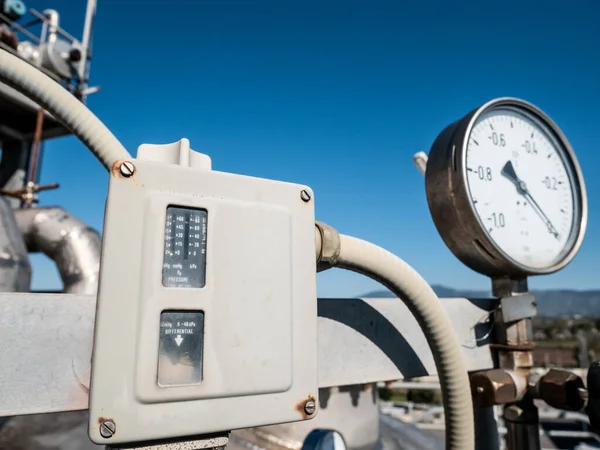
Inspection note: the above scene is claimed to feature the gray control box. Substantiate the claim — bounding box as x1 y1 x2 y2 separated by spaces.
88 140 318 445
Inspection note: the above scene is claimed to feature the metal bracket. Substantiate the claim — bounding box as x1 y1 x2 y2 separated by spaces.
499 294 537 323
0 293 495 418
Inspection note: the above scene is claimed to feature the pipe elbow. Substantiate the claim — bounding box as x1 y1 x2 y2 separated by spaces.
15 207 101 295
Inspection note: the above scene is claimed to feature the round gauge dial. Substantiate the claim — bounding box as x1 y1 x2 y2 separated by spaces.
425 98 587 277
465 107 578 270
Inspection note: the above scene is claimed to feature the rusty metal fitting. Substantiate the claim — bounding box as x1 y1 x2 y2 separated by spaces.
538 369 585 411
315 222 340 272
470 369 519 406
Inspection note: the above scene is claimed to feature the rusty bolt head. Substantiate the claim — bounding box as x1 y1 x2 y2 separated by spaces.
119 161 135 178
304 399 316 415
99 420 116 438
470 369 518 407
300 190 311 202
539 369 585 411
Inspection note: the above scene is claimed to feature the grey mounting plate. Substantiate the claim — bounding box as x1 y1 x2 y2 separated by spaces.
499 294 538 323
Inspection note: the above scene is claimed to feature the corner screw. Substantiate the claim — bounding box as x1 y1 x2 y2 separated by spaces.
304 399 316 415
99 420 116 438
300 190 311 202
119 161 135 178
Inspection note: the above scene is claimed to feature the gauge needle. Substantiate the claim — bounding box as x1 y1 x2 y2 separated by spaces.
500 161 560 240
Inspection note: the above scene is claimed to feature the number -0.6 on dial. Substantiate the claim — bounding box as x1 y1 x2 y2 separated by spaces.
425 98 587 277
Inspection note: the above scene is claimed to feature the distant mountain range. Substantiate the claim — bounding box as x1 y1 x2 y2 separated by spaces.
361 285 600 318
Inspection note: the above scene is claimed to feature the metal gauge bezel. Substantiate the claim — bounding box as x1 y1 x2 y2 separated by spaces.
425 97 588 278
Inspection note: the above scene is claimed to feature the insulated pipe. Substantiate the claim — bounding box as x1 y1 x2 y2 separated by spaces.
315 222 475 450
0 197 31 292
0 49 131 170
14 207 101 294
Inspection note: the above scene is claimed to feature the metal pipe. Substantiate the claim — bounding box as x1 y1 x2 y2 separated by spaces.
0 12 40 44
14 207 101 294
504 398 541 450
473 406 500 450
25 108 45 200
0 197 31 292
41 10 59 44
79 0 97 83
492 278 540 450
27 9 79 45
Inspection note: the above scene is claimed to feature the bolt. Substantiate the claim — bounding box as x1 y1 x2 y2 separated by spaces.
300 190 311 202
99 420 116 438
119 161 135 178
304 399 316 415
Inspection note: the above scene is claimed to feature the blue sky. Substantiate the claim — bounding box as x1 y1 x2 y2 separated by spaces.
26 0 600 296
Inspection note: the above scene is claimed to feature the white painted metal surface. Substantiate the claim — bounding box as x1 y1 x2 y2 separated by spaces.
0 293 494 419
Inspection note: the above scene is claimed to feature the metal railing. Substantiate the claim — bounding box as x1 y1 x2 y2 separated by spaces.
0 3 97 99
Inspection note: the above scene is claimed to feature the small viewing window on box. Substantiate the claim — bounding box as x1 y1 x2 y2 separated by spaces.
162 206 208 288
158 311 205 386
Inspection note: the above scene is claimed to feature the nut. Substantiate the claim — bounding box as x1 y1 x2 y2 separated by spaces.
538 369 585 411
119 161 135 178
99 419 116 438
304 399 316 415
470 369 518 406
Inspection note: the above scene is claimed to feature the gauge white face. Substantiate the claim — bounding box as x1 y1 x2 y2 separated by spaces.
464 107 580 270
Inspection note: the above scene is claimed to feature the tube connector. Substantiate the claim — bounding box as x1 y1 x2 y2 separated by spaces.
413 151 428 176
315 222 341 272
470 369 528 406
536 369 585 412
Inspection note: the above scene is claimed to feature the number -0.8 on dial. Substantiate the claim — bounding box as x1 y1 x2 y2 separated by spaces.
425 98 587 277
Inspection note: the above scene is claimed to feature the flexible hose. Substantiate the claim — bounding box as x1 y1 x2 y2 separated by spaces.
0 49 131 170
333 233 474 450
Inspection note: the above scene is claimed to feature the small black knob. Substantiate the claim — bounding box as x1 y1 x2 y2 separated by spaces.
586 361 600 432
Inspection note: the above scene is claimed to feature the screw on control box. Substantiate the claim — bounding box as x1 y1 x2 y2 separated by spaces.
89 139 318 445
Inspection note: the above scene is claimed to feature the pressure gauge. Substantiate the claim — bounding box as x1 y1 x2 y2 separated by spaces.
425 97 587 278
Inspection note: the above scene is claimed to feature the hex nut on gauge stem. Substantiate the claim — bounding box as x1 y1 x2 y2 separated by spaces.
119 161 135 178
99 419 116 439
300 190 311 202
470 369 518 406
304 399 316 415
538 369 585 411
